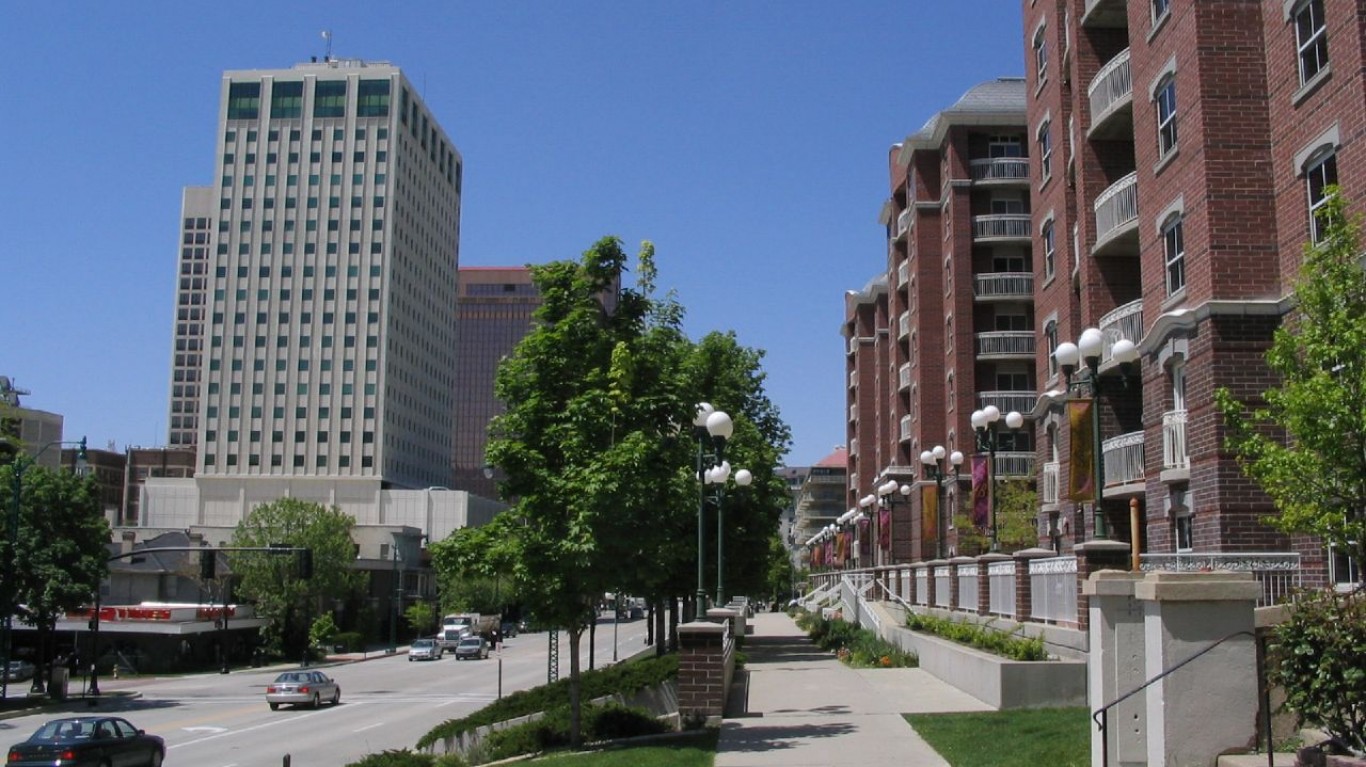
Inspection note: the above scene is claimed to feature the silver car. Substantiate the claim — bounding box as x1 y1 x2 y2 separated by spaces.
265 670 340 710
408 638 443 661
454 635 490 660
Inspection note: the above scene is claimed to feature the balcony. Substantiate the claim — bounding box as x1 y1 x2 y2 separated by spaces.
899 363 912 392
847 337 858 355
969 158 1030 186
972 214 1032 242
1042 461 1060 505
974 272 1034 302
848 370 857 388
1093 172 1138 257
897 260 909 288
977 390 1037 415
1081 0 1128 28
1088 48 1133 140
1098 299 1144 366
1102 430 1145 495
896 209 911 242
849 404 858 423
974 331 1036 360
899 415 912 442
1163 409 1189 475
995 451 1034 478
898 311 910 339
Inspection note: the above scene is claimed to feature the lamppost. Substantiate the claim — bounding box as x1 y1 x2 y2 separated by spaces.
874 480 911 566
3 437 86 702
1053 328 1139 540
920 446 963 559
387 539 401 655
693 402 732 610
970 406 1025 552
705 460 752 606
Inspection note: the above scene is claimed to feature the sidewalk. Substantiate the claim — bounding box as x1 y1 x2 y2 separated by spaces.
715 611 992 767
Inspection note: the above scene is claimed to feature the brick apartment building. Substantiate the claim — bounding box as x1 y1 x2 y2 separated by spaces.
843 0 1364 589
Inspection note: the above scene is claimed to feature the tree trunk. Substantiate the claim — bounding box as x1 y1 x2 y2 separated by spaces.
568 627 583 749
654 599 667 657
588 613 596 671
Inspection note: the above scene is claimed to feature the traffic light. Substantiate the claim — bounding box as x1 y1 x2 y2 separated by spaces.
297 548 313 579
200 548 216 580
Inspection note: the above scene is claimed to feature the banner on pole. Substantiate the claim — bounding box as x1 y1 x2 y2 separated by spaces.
878 507 891 549
921 484 938 544
971 455 990 530
1069 398 1095 502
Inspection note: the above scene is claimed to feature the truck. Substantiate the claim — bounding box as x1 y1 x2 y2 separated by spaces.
441 613 499 643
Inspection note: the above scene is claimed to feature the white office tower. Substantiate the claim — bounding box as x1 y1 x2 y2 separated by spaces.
179 59 462 520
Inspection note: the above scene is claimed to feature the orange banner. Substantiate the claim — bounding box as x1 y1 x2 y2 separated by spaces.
1069 398 1095 502
921 484 938 544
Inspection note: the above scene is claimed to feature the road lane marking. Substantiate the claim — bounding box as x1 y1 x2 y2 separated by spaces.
354 721 386 733
169 703 362 750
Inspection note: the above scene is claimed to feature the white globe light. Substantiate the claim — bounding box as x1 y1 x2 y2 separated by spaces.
714 460 731 483
1112 338 1139 364
1078 327 1104 361
899 483 912 496
1005 411 1024 430
949 450 964 467
971 409 987 430
706 410 734 439
693 402 714 427
932 445 946 461
919 450 934 465
1054 341 1080 368
735 468 752 486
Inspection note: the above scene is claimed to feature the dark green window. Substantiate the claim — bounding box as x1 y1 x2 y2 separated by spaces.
314 81 347 118
271 81 304 118
357 80 390 117
227 82 261 120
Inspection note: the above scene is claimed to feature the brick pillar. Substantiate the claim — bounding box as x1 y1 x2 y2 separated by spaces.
977 553 1008 616
677 620 733 724
906 564 919 605
1074 540 1131 633
1013 547 1056 623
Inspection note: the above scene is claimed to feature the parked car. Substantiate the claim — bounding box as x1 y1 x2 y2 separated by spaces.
500 620 518 639
454 635 490 660
3 660 35 682
408 638 443 661
6 716 165 766
265 670 341 710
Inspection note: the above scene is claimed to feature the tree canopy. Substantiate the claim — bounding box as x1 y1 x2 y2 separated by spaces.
1216 191 1366 583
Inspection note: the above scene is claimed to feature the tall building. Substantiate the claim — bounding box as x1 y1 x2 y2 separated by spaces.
170 59 463 495
0 375 64 469
846 78 1035 565
450 266 541 499
1018 0 1364 586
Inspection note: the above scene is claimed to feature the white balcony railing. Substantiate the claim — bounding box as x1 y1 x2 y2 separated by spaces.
849 370 857 388
1088 48 1132 128
977 390 1037 415
1098 299 1144 364
896 209 911 240
900 415 913 442
974 272 1034 300
1102 430 1145 488
1042 461 1061 504
995 451 1034 478
898 311 911 339
1163 409 1188 471
1141 552 1301 607
972 214 1032 241
899 363 912 391
1094 172 1138 246
975 331 1036 357
969 158 1030 183
849 404 858 422
848 337 858 355
897 260 910 288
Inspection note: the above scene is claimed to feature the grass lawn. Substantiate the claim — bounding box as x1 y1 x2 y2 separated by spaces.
526 730 718 767
905 707 1089 767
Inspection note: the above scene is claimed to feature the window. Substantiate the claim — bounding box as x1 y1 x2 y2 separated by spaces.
1329 543 1361 590
1042 220 1056 279
988 135 1024 159
1162 215 1186 295
1170 487 1192 551
1044 320 1059 378
1037 120 1053 180
314 81 347 118
1032 24 1048 85
271 80 304 118
227 82 260 120
1306 151 1339 243
1156 77 1178 158
1152 0 1170 24
1295 0 1329 86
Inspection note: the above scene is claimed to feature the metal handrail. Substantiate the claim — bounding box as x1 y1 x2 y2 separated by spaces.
1092 630 1270 767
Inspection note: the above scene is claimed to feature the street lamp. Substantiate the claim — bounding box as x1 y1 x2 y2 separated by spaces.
920 445 963 559
693 402 732 610
3 437 86 702
387 539 401 655
1054 328 1139 540
705 460 752 606
873 480 911 565
971 406 1025 552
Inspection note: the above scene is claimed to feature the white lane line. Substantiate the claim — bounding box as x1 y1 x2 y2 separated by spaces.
354 721 386 733
168 702 364 750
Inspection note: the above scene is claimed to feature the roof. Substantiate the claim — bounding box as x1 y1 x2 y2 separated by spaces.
903 77 1027 154
814 447 848 468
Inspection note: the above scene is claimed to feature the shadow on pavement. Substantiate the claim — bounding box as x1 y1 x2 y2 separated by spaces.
717 721 858 752
742 635 833 665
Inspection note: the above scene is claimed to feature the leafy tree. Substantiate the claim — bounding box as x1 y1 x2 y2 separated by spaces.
2 464 107 685
1216 192 1366 584
953 479 1036 556
430 514 522 615
403 602 438 638
230 498 366 658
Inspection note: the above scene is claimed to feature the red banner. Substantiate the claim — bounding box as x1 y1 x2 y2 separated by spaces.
971 455 990 530
1069 398 1095 502
878 506 891 550
922 484 938 544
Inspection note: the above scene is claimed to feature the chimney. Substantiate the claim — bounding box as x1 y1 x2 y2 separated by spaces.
121 530 136 555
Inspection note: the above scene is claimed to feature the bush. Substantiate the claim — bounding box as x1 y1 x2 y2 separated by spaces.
478 703 667 762
344 750 437 767
333 631 365 652
906 613 1048 661
795 610 917 668
585 702 670 740
1270 589 1366 753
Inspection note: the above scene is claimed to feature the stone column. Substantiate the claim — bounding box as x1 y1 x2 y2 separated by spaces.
977 553 1009 616
1083 570 1145 767
1074 540 1131 632
1137 571 1261 767
677 620 733 725
906 564 920 606
948 556 974 613
1012 547 1056 624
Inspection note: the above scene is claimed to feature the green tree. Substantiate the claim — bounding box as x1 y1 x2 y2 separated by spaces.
2 464 107 684
403 602 438 638
230 499 366 658
1216 192 1366 584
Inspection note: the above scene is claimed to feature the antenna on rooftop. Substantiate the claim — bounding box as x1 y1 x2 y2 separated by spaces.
321 30 333 62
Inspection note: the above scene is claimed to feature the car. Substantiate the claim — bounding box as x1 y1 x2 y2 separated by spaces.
3 660 35 682
265 669 341 710
408 638 443 661
6 715 165 767
500 620 518 638
453 635 490 660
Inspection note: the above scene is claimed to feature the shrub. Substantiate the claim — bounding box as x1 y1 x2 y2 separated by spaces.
585 703 670 740
478 703 667 762
796 611 917 668
333 631 365 652
906 613 1049 661
1270 589 1366 753
344 750 437 767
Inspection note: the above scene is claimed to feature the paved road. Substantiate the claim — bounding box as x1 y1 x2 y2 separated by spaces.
0 616 650 766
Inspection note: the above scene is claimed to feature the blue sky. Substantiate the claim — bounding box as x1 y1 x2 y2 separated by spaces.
1 2 1024 467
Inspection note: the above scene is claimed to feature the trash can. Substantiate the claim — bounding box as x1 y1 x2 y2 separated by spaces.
48 666 69 701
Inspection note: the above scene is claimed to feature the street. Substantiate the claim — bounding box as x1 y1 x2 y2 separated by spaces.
0 616 651 766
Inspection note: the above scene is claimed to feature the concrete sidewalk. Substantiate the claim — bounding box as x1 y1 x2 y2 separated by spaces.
715 611 992 767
